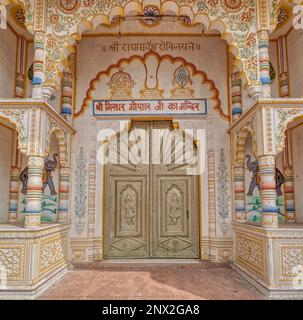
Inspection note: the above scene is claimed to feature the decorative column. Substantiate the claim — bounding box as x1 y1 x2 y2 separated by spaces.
31 31 45 99
231 70 242 121
258 155 278 228
14 36 27 98
7 132 21 223
24 156 44 228
61 70 73 121
283 131 296 222
58 166 70 223
31 0 47 99
61 52 75 123
258 30 271 98
8 167 20 222
233 166 246 222
277 36 290 97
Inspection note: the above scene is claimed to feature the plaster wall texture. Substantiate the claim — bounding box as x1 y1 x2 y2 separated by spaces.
0 28 17 98
0 124 13 222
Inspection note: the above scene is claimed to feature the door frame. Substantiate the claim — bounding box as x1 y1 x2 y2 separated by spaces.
101 118 203 259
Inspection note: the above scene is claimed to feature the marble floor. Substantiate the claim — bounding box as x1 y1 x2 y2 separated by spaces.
38 262 266 300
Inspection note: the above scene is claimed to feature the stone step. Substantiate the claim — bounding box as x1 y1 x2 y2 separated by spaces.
72 259 228 271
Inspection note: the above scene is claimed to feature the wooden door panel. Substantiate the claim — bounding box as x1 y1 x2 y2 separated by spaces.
104 173 149 258
104 121 151 258
151 171 199 258
104 121 199 259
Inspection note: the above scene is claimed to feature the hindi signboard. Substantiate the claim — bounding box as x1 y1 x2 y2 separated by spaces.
93 99 207 117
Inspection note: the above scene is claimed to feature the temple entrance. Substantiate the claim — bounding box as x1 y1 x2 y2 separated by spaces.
104 121 200 258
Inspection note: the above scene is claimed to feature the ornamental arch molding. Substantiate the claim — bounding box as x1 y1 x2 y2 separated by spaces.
275 109 303 154
0 110 28 154
77 51 223 119
234 117 258 167
45 126 69 166
44 0 259 92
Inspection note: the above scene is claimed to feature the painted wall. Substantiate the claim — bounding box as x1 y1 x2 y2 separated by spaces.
0 123 13 223
0 27 17 98
25 41 34 98
269 41 279 98
292 123 303 223
287 28 303 97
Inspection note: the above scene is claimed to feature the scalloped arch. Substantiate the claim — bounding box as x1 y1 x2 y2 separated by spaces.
0 112 27 153
276 111 303 154
235 125 258 167
44 0 261 92
75 51 224 119
45 128 68 166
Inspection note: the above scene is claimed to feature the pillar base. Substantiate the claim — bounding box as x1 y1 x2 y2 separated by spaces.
262 213 278 228
247 84 262 98
235 212 246 223
8 214 17 223
24 214 41 229
58 212 68 223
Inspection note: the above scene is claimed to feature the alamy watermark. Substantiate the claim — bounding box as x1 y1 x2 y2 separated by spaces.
0 5 7 30
96 121 206 175
293 5 303 29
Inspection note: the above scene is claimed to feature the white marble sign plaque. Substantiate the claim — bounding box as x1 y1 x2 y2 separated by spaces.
93 99 207 116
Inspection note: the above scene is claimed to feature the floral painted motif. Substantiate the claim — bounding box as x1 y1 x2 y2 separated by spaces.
57 0 81 14
74 147 87 235
217 149 230 236
221 0 244 13
43 0 260 90
143 5 160 26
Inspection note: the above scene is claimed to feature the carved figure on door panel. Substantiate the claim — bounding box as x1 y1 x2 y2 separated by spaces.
169 192 182 225
121 187 137 228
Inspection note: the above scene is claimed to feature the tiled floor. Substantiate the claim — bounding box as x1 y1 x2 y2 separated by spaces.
38 262 266 300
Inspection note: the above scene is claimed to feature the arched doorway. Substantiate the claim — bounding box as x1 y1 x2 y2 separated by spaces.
104 120 200 258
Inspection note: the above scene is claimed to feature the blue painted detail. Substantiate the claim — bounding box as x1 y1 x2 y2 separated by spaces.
262 207 278 213
61 107 72 115
260 76 270 85
232 107 242 115
26 210 41 214
32 77 42 85
286 206 295 211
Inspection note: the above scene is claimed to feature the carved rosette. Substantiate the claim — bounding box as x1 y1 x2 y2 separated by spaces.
235 234 265 279
39 236 66 275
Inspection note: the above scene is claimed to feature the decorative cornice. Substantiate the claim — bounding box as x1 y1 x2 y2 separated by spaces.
0 99 76 134
233 222 303 239
228 98 303 133
0 223 70 239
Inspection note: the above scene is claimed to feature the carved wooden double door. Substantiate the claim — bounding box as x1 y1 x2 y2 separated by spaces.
104 121 199 258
